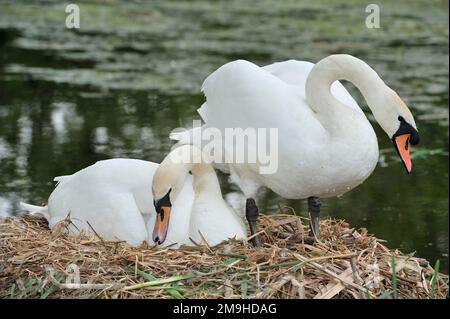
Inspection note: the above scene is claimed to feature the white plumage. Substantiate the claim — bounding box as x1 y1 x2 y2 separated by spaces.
172 55 417 202
21 147 246 247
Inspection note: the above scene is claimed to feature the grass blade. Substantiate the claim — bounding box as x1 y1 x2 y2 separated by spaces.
40 274 64 299
224 257 242 267
364 286 372 299
391 255 398 299
241 277 248 299
127 265 190 297
431 260 440 298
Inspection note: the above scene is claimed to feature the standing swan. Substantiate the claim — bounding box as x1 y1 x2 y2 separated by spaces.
171 54 419 246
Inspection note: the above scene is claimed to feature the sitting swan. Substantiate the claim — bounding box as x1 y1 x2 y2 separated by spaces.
171 54 420 245
20 158 166 246
149 145 246 247
20 145 246 247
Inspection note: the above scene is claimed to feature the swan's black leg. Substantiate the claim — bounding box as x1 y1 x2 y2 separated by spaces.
246 198 261 247
306 196 321 243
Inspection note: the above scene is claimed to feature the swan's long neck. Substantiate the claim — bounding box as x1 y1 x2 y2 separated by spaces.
305 54 387 130
190 163 223 200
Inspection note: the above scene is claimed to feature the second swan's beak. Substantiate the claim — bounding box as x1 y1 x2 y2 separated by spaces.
394 133 412 174
152 206 171 245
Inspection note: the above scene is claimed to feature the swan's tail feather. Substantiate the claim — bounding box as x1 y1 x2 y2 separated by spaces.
53 175 71 182
53 174 72 186
168 130 187 143
169 126 203 146
19 202 50 220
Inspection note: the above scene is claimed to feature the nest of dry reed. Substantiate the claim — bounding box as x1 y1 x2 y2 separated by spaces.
0 212 448 299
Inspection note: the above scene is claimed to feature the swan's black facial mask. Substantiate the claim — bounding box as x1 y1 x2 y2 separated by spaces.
152 188 172 245
392 116 419 174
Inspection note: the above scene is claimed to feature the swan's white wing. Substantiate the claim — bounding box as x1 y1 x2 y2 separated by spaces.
198 59 363 128
53 174 72 186
263 60 363 114
19 202 49 219
201 60 288 128
198 59 334 192
199 59 373 198
46 159 159 245
199 59 331 154
200 60 320 130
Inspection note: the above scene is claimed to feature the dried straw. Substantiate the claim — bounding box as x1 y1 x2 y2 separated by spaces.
0 212 447 299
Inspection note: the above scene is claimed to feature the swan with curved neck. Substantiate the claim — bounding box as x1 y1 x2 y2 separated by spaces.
306 55 418 147
150 145 246 247
20 145 246 248
171 54 419 245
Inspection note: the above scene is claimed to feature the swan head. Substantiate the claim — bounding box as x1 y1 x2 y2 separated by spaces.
374 88 419 174
152 187 172 245
152 153 187 245
151 145 201 244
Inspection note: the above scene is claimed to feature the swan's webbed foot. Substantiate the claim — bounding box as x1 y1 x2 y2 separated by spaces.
246 198 261 248
305 196 321 244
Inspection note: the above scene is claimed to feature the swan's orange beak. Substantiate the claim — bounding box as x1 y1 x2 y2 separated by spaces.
394 133 412 174
152 206 171 245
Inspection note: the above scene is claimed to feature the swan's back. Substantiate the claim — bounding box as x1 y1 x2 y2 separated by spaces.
49 159 158 215
47 159 159 245
199 59 363 134
199 59 298 129
54 159 158 189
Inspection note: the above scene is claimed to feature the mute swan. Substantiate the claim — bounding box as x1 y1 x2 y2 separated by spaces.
149 145 246 247
171 54 420 246
20 159 165 246
20 145 246 247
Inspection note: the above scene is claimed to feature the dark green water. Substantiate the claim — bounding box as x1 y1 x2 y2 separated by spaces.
0 0 448 272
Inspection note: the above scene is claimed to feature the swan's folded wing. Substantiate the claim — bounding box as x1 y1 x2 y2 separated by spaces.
262 60 314 95
198 59 332 176
200 59 304 130
53 174 73 186
263 59 363 114
19 202 50 219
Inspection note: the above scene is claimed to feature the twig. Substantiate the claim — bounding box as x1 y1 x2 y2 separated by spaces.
198 230 213 254
86 221 106 245
350 257 363 285
292 253 374 297
251 275 294 298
